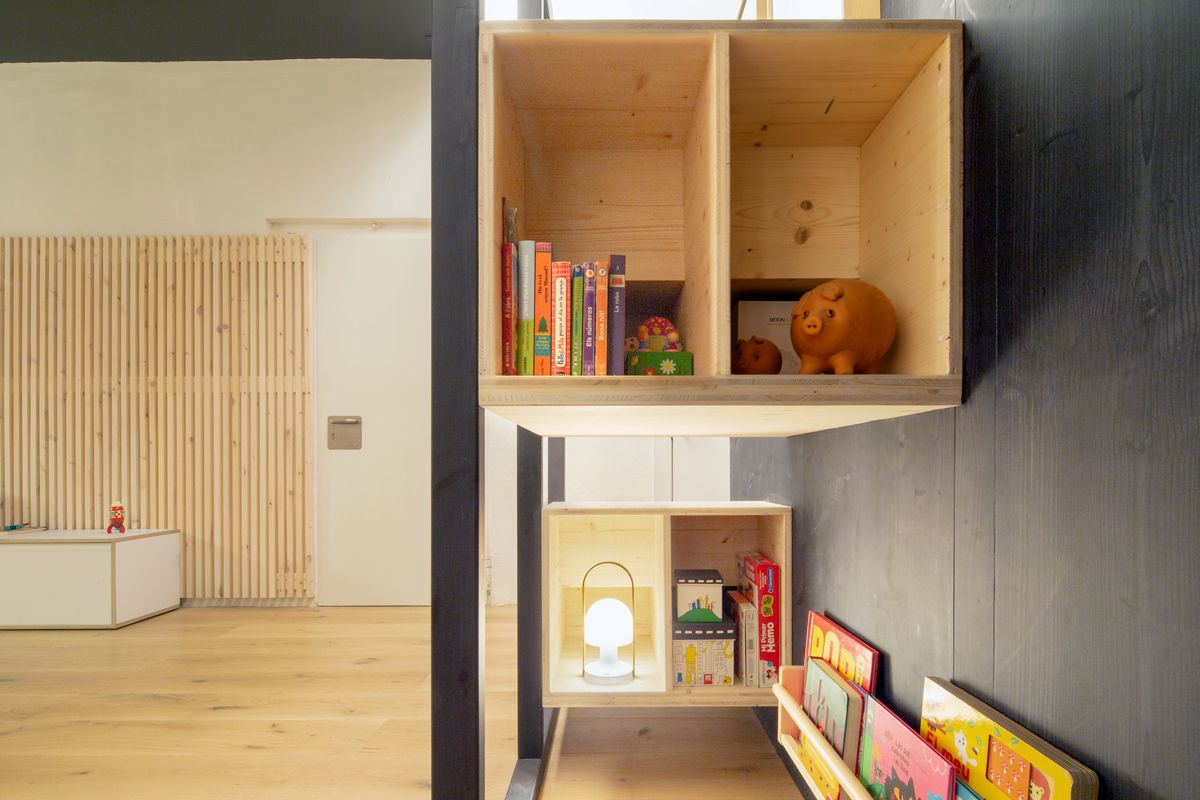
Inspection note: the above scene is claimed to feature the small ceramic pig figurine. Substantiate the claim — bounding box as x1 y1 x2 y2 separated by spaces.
790 280 896 374
733 336 783 375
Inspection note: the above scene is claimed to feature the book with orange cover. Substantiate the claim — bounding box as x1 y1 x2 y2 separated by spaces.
533 242 553 375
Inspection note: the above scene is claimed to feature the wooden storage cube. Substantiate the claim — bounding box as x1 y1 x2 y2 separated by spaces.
670 511 791 702
543 502 789 706
480 28 727 376
730 28 959 376
543 511 669 703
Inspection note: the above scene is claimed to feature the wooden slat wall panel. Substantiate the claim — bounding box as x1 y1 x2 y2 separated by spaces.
0 235 311 599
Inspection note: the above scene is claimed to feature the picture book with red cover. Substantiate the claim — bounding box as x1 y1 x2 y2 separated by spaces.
858 695 956 800
500 242 515 375
805 610 881 694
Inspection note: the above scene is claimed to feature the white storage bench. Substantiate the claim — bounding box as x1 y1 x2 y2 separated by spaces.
0 529 181 629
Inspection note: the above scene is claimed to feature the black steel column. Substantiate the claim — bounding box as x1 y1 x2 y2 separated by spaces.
432 2 481 799
516 427 544 758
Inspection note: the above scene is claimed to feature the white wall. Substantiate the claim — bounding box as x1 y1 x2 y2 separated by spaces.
484 412 520 606
564 438 673 502
671 437 731 501
0 60 430 232
484 431 732 606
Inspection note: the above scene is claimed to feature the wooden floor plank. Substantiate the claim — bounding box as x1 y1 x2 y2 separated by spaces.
0 606 795 799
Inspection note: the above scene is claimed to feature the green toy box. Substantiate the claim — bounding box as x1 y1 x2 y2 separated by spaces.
625 351 693 376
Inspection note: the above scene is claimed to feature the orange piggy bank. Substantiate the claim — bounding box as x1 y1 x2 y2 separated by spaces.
733 336 783 375
790 280 896 374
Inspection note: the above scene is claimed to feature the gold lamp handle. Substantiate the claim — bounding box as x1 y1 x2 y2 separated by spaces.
580 560 636 679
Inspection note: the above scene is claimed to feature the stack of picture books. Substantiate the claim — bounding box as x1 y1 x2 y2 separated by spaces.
781 611 1097 800
500 238 628 377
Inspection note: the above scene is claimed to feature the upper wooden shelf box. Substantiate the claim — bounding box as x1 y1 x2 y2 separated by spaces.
479 21 962 437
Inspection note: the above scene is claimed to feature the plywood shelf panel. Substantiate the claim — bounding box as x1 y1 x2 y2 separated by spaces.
481 375 959 436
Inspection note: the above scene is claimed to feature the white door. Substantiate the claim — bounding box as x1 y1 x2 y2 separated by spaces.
314 234 431 605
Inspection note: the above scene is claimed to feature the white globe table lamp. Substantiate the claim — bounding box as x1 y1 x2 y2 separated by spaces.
580 561 637 686
583 597 634 684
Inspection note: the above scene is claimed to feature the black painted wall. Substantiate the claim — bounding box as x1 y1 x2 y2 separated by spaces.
732 1 1200 797
0 0 431 61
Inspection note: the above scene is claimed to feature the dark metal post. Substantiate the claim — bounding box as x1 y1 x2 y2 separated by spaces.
432 2 481 798
516 427 544 758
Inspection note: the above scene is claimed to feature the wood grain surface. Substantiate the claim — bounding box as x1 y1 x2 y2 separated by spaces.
0 607 515 800
0 236 310 600
0 606 800 800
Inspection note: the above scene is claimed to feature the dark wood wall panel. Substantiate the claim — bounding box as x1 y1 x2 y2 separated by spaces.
734 1 1200 796
985 1 1200 796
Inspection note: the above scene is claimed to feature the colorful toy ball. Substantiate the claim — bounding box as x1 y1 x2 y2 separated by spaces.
636 316 682 352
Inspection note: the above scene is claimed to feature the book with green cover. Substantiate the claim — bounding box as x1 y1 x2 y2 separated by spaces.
516 240 535 375
570 264 584 375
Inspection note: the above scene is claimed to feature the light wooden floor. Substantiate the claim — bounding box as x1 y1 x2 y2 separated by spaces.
0 607 799 799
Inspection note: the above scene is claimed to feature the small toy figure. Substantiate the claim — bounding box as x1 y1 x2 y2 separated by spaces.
624 336 639 353
636 316 682 352
790 279 897 374
733 336 783 374
106 501 126 534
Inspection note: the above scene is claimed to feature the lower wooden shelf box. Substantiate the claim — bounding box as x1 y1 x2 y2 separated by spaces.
543 501 790 707
775 664 873 800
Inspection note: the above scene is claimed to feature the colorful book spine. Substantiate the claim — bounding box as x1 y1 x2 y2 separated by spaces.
551 261 572 376
533 242 553 376
500 242 516 376
607 255 626 375
582 263 597 376
570 264 584 376
595 262 609 376
516 240 535 375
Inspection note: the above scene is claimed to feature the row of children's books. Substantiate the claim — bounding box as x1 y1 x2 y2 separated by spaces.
788 611 1097 800
500 239 627 376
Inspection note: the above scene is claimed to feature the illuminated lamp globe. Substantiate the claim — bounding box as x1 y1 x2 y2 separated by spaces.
583 597 634 685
